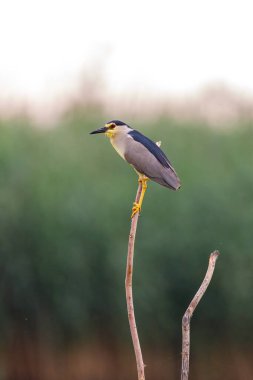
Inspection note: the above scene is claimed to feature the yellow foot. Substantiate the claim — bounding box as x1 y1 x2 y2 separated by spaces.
131 202 141 218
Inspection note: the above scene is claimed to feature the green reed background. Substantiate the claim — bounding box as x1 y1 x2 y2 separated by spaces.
0 113 252 379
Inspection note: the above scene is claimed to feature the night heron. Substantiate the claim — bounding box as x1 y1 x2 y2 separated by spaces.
90 120 181 217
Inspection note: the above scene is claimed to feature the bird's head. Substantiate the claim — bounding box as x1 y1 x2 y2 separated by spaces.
90 120 131 138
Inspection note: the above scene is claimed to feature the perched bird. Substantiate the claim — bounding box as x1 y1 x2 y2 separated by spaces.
90 120 181 217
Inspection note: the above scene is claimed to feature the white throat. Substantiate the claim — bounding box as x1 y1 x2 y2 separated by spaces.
109 126 133 160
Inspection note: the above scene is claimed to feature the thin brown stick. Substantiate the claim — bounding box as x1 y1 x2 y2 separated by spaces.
125 181 145 380
181 250 220 380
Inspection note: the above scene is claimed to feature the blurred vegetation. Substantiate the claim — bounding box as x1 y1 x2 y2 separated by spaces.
0 113 253 353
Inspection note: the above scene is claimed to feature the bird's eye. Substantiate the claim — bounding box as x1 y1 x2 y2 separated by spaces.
109 123 116 129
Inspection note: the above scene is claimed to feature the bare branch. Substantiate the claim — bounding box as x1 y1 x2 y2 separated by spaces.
181 250 220 380
125 182 145 380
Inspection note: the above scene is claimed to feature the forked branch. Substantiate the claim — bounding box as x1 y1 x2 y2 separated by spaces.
181 250 220 380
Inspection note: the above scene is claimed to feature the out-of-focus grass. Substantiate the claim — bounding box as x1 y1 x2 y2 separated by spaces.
0 114 253 349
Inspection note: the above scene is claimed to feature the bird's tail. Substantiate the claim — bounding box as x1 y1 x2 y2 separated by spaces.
162 168 181 190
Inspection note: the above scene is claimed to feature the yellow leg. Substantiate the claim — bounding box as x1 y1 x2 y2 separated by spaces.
131 177 149 218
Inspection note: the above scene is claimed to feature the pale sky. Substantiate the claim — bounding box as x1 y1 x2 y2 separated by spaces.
0 0 253 104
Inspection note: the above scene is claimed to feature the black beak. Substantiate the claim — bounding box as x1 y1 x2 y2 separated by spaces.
90 126 107 135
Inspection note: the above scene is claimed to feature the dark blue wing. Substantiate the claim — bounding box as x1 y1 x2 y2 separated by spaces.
128 130 172 169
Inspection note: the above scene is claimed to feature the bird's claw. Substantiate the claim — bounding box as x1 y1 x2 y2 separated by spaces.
131 202 141 218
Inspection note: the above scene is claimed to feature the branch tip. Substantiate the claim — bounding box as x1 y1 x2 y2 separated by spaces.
210 250 220 259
